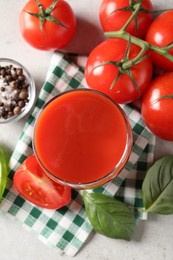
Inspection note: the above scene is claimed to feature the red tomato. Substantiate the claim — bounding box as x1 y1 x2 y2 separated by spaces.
141 73 173 141
99 0 153 38
13 155 71 209
145 10 173 71
85 38 153 104
19 0 76 50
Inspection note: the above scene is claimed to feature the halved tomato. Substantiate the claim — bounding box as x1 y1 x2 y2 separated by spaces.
13 155 71 209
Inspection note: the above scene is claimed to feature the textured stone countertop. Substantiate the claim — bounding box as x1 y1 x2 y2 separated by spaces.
0 1 173 260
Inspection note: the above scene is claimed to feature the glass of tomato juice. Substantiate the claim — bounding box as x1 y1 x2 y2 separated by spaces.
33 89 133 189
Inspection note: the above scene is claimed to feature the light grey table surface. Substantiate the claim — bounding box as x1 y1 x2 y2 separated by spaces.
0 1 173 260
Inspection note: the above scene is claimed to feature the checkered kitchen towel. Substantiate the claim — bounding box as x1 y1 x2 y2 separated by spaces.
0 52 155 256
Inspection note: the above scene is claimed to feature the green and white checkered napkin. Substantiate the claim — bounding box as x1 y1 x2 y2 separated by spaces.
0 52 155 256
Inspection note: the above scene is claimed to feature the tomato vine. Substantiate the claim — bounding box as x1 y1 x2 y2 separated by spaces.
105 2 173 68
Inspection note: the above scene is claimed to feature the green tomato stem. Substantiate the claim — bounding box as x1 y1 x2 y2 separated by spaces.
150 44 173 62
28 0 66 32
104 1 173 68
45 0 59 14
105 31 149 69
35 0 46 17
105 31 173 67
121 3 141 31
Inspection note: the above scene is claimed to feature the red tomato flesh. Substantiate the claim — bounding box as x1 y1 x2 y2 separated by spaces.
13 155 71 209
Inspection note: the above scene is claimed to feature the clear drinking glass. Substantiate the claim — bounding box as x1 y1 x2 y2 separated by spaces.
33 89 133 189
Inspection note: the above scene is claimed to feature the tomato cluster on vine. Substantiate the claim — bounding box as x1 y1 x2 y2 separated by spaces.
19 0 173 141
85 0 173 141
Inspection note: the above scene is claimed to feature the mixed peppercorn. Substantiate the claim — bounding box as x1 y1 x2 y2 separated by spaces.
0 64 30 120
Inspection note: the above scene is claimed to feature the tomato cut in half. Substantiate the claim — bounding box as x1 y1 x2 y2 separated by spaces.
13 155 71 209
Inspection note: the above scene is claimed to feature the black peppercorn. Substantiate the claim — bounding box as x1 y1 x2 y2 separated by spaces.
0 63 30 120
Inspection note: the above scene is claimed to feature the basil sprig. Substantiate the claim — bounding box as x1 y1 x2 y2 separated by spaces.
142 156 173 214
83 191 136 241
0 148 8 202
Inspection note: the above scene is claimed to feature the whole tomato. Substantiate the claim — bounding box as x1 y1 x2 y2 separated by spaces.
145 10 173 71
19 0 76 50
85 38 153 104
99 0 153 38
141 73 173 141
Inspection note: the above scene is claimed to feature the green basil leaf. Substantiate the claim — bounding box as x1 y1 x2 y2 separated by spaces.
142 156 173 214
0 148 8 202
83 191 136 241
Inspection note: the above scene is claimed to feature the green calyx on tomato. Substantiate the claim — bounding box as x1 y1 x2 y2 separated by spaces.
92 3 173 104
26 0 67 31
105 15 173 65
93 37 142 97
85 37 153 104
99 0 154 38
19 0 76 50
102 2 173 66
117 1 146 32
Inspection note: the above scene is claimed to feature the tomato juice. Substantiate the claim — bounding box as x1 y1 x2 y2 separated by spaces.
33 89 132 189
